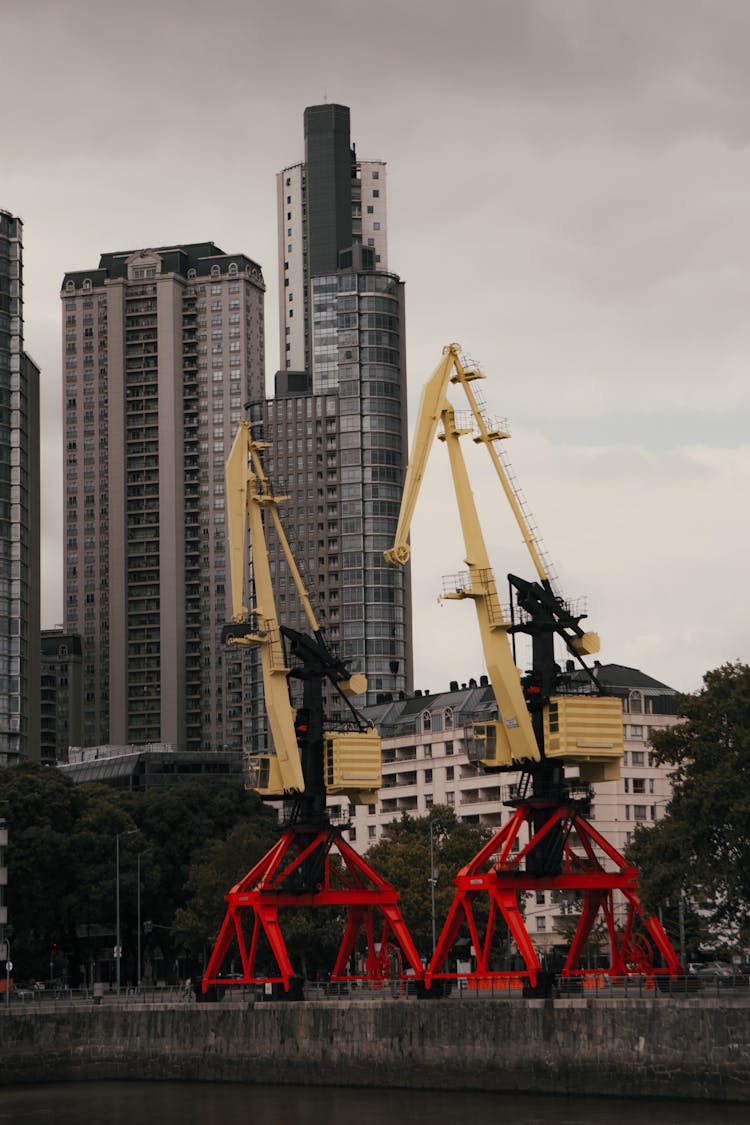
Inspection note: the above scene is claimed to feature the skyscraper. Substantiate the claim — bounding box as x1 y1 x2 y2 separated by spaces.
250 105 411 714
0 209 40 766
61 244 265 752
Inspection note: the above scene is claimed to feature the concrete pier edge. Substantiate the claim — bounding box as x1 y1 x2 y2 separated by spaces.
1 998 748 1103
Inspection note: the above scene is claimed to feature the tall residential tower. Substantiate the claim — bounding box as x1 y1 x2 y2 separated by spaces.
61 244 265 752
0 209 40 765
250 105 411 718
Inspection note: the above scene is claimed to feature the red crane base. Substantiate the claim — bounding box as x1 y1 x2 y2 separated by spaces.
427 798 683 990
202 823 424 992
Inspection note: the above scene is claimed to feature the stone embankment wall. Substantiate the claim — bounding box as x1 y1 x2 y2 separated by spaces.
1 997 749 1102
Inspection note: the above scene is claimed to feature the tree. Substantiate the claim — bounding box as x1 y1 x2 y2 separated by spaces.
0 762 83 977
172 814 279 963
366 806 490 960
628 661 750 953
0 766 279 984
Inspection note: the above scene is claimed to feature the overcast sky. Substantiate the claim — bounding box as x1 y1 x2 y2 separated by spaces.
3 0 749 695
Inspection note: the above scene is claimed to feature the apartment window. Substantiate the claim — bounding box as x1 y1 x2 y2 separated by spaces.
632 778 645 794
630 725 643 738
535 891 545 905
367 206 374 214
373 189 380 198
634 805 647 822
445 741 454 755
446 792 455 807
631 751 645 766
425 794 433 808
373 222 381 231
368 804 376 815
536 916 546 932
424 769 432 783
623 778 629 793
368 825 376 840
372 170 379 179
423 744 432 758
445 766 454 781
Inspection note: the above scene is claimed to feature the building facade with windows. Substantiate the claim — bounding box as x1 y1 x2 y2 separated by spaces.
337 664 680 954
61 244 265 752
40 629 83 764
249 105 411 726
0 209 40 765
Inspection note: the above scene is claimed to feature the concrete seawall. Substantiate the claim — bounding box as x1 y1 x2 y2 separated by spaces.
1 997 749 1102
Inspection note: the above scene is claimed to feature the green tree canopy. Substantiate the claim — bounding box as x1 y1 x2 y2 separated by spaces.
0 766 279 983
366 806 490 960
629 661 750 951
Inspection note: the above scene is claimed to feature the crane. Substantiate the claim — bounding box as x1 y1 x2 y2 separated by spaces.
202 420 423 994
386 344 681 992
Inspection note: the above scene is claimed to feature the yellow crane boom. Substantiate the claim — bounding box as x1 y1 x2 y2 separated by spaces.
224 420 381 803
386 344 622 780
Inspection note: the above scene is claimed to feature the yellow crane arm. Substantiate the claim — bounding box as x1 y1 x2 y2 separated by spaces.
383 345 458 568
224 421 305 794
384 347 539 765
438 408 540 764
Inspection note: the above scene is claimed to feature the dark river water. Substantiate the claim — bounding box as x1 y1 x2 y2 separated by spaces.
0 1084 747 1125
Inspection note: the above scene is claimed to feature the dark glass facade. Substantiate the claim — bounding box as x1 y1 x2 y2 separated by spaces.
0 209 40 764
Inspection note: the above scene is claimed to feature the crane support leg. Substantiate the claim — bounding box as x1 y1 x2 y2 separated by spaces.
425 797 682 989
203 824 424 992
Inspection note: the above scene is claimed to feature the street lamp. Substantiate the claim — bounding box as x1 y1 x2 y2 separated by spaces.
136 851 147 991
429 820 438 956
115 829 136 995
3 936 10 1010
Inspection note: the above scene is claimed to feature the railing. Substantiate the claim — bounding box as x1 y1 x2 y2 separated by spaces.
2 973 748 1011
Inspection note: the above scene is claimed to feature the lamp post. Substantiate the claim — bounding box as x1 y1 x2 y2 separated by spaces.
429 820 437 956
115 830 136 995
3 936 10 1010
136 852 144 991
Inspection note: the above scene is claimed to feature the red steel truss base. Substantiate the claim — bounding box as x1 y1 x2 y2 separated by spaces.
203 823 424 992
427 798 683 990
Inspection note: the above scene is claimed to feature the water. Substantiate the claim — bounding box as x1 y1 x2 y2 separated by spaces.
0 1084 747 1125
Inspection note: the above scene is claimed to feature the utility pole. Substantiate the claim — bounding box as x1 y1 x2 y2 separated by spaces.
678 896 687 967
429 821 437 956
115 829 137 995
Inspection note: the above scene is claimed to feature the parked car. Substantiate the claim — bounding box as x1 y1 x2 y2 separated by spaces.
10 980 35 1000
693 961 743 985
